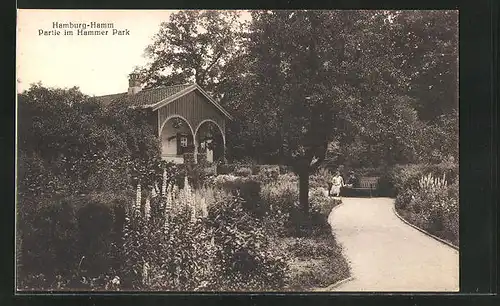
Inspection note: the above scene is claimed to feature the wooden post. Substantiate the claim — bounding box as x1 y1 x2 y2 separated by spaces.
222 134 227 163
194 142 198 164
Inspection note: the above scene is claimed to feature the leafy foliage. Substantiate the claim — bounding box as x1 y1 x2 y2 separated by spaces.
18 171 290 291
17 84 161 198
132 10 458 214
17 192 130 290
394 165 459 246
139 10 247 101
260 174 340 237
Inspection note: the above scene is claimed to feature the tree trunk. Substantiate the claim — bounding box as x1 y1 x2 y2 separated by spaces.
298 170 310 216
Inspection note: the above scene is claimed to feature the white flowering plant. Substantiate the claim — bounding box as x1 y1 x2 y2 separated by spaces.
395 169 459 246
119 166 289 291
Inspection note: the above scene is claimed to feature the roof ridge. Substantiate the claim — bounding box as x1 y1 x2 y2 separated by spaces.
160 83 195 88
94 92 126 98
139 83 194 92
96 83 195 98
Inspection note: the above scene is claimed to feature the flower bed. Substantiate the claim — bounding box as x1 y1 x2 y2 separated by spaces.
17 174 288 291
18 168 350 292
280 235 350 290
259 174 350 290
394 166 459 247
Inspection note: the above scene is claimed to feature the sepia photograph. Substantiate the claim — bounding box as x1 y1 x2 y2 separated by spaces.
16 9 459 292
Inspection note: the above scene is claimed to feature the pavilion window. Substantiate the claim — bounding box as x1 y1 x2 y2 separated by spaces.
180 136 188 147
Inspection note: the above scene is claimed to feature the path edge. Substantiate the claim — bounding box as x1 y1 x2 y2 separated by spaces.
392 203 459 252
327 197 345 235
314 199 356 291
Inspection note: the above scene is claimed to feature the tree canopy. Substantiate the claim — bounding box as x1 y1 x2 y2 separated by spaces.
17 84 161 198
133 9 458 213
220 10 458 166
139 10 247 103
20 10 458 216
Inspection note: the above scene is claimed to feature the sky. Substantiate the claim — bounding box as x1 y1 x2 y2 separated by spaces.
17 9 251 97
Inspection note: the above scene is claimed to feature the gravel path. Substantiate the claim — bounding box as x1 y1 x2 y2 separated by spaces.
328 197 459 292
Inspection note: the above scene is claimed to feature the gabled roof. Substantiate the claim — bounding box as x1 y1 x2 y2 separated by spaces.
94 84 192 107
95 83 232 120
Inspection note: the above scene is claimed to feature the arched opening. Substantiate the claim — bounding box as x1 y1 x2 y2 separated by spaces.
160 116 195 164
195 120 225 164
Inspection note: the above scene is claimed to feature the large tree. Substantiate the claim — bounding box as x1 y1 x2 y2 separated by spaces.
137 9 458 213
239 10 349 214
139 10 247 103
233 10 458 212
391 10 458 121
17 84 160 197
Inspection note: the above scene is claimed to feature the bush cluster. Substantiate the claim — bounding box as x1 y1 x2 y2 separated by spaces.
234 167 253 177
394 164 459 246
216 163 283 178
123 179 288 291
17 192 130 290
309 168 333 190
18 173 289 291
390 162 458 195
260 175 340 238
212 175 265 217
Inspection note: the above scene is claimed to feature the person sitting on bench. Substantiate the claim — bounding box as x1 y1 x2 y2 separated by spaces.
346 170 357 188
330 170 344 197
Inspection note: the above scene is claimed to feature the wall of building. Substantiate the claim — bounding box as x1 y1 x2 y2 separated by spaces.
157 91 225 139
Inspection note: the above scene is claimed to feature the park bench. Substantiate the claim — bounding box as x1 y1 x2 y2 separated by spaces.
343 176 380 197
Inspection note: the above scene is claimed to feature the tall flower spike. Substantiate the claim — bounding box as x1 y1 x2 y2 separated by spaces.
135 183 142 215
142 261 149 286
163 186 170 231
191 200 197 223
162 167 167 196
155 182 160 195
165 182 171 208
166 183 172 211
151 184 157 198
184 175 191 197
145 193 151 221
172 184 178 208
201 197 208 218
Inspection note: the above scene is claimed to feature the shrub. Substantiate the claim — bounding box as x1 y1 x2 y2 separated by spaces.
206 192 288 290
284 235 350 290
309 188 341 216
119 180 288 291
234 167 253 177
376 168 396 197
19 175 289 291
279 165 293 174
279 173 298 183
17 191 131 290
251 164 261 175
260 176 340 238
17 151 70 201
310 168 332 190
258 165 280 183
395 171 459 246
20 197 80 285
213 175 264 217
216 163 236 175
183 163 212 189
391 162 458 195
286 237 338 259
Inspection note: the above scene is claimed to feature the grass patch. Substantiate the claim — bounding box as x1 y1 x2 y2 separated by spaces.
265 190 351 291
280 234 350 290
